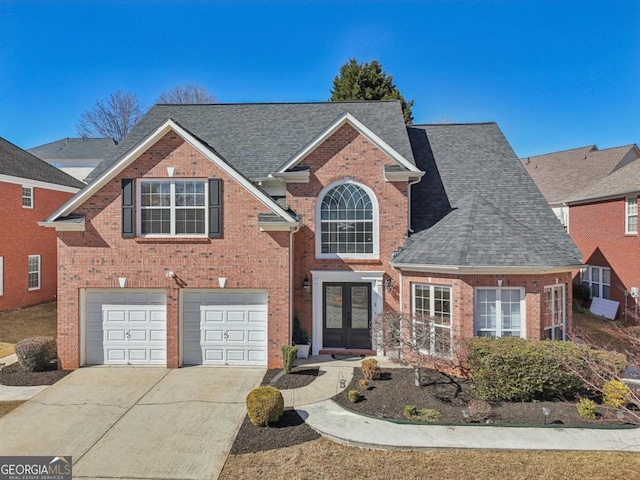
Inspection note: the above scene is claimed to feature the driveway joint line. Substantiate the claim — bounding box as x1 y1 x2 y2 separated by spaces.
72 369 172 467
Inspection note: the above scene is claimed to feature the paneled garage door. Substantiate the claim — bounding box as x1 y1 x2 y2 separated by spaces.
85 290 167 365
183 290 268 366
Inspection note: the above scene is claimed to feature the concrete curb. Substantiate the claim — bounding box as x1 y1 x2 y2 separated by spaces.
299 400 640 452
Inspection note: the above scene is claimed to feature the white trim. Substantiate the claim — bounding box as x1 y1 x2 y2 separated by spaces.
270 170 310 183
310 270 385 355
383 169 425 182
38 218 85 231
543 284 566 340
44 119 298 226
21 186 33 209
28 254 41 291
258 220 300 232
474 287 526 338
411 282 454 357
0 174 81 194
277 112 421 174
391 263 582 275
315 178 379 260
626 196 638 235
80 289 87 366
0 256 4 296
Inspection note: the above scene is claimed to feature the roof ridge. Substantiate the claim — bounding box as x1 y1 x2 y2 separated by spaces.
411 122 497 127
521 145 596 160
154 100 402 107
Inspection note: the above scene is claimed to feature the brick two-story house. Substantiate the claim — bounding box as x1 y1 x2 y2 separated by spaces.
42 102 581 369
565 155 640 314
0 137 84 311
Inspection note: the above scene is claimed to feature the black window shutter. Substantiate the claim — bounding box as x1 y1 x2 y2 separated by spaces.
209 178 222 238
122 179 135 238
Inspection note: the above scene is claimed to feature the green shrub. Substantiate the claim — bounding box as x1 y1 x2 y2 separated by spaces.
403 405 441 423
572 282 591 304
602 379 631 408
359 379 369 391
246 386 284 427
577 398 597 419
14 336 57 372
465 337 626 402
348 390 361 403
281 345 298 374
361 358 380 380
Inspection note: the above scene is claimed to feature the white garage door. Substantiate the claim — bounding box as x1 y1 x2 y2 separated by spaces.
85 290 167 365
183 290 268 366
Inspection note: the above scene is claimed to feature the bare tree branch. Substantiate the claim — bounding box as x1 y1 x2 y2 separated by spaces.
156 84 217 104
76 90 145 142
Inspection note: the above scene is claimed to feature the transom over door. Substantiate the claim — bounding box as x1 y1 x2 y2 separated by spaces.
323 282 371 349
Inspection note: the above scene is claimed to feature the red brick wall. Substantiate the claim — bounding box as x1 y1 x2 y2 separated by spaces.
56 132 291 369
400 271 573 343
570 197 640 309
0 182 75 311
287 124 408 340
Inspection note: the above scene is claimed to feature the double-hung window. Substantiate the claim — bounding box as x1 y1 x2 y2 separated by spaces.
138 180 207 236
22 186 33 208
626 197 638 234
474 288 525 338
28 255 40 290
412 284 453 356
543 284 566 340
581 266 610 299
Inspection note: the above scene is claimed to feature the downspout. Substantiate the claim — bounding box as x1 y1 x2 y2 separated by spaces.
407 176 422 234
289 224 301 345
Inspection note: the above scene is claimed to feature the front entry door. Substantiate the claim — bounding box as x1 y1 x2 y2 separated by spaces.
323 282 371 349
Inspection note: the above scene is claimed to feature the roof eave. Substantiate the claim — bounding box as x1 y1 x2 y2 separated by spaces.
390 263 583 275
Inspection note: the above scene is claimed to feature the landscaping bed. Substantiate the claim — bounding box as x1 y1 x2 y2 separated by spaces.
262 366 319 389
0 361 71 386
333 367 634 427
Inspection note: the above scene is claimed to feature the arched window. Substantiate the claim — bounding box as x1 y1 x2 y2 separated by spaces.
317 181 378 258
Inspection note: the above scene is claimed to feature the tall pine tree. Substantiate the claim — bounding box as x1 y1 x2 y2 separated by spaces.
330 58 414 124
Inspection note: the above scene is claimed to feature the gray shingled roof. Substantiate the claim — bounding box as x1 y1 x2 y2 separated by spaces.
28 137 116 160
521 145 639 204
0 137 86 189
394 124 582 268
87 101 414 182
566 156 640 203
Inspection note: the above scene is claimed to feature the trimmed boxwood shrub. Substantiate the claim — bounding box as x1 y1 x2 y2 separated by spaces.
466 337 626 402
246 386 284 427
14 336 57 372
281 345 298 374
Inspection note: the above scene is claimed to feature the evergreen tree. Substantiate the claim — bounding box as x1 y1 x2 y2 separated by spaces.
330 58 414 124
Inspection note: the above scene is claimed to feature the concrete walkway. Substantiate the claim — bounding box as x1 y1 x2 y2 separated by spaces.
299 400 640 452
0 353 52 401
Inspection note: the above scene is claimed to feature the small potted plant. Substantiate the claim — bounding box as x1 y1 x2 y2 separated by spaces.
293 315 311 359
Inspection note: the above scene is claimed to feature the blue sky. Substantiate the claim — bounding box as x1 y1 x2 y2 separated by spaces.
1 0 639 158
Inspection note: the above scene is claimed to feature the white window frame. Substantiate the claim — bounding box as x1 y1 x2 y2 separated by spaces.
474 287 526 338
544 284 566 340
136 179 208 238
28 255 40 291
315 178 379 260
22 186 33 208
0 256 4 296
412 283 453 357
626 197 638 234
581 265 610 299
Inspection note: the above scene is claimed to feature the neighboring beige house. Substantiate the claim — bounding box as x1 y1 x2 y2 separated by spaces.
521 144 640 230
29 137 116 183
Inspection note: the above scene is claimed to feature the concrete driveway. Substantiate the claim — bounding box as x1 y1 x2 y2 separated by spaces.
0 366 264 480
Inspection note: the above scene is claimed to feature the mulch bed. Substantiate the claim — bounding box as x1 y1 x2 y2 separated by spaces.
333 368 631 427
0 362 72 386
230 367 321 455
262 366 319 389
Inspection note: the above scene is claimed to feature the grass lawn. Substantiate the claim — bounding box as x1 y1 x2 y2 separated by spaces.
220 438 640 480
0 401 25 419
0 302 57 357
573 309 638 354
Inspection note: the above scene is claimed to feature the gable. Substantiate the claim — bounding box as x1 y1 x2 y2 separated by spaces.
42 120 298 230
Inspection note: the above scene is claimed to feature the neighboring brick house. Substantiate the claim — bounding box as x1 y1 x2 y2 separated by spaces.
42 102 581 370
522 144 640 315
522 144 640 229
29 137 117 183
564 155 640 313
0 137 84 311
